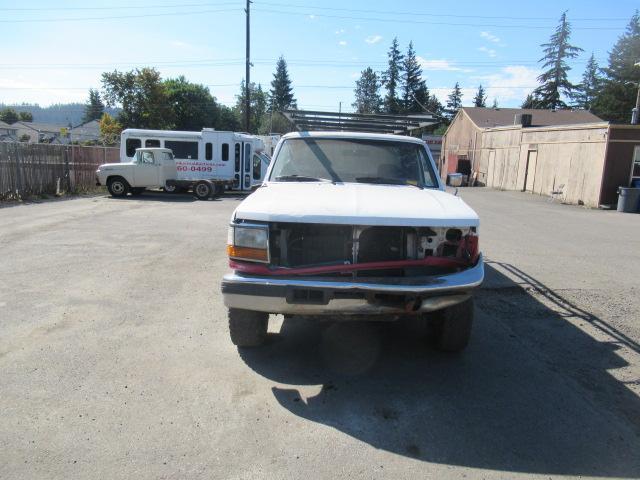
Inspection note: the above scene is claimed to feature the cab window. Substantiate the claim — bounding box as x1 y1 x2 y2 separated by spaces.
141 151 154 164
126 138 141 157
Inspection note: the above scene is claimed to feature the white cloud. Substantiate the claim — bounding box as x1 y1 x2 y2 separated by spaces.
307 14 316 20
480 31 500 43
417 56 468 72
335 28 345 35
474 65 540 103
338 40 347 46
478 46 497 58
365 35 383 44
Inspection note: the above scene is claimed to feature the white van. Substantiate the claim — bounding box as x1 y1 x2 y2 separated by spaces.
120 128 269 192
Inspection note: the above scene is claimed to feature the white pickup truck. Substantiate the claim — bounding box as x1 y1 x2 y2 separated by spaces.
96 147 229 199
221 132 484 351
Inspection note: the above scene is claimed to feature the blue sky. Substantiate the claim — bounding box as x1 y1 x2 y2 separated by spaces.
1 0 638 111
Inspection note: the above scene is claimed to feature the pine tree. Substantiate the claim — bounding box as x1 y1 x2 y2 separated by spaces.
268 56 297 112
381 37 404 114
445 82 463 120
571 53 602 110
521 93 541 108
235 81 268 133
352 67 382 114
491 98 499 108
401 41 429 113
83 89 105 123
533 12 583 110
473 85 487 107
592 11 640 123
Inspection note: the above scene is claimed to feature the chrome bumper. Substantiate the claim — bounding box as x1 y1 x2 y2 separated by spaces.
221 254 484 315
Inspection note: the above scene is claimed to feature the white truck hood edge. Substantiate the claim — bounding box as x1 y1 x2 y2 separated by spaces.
233 182 479 227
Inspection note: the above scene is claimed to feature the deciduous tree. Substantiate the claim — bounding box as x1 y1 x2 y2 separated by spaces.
0 108 19 124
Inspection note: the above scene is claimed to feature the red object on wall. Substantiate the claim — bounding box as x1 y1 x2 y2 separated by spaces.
447 154 459 174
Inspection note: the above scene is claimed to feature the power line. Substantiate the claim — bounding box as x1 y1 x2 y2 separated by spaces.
0 1 241 11
252 7 627 30
0 7 241 23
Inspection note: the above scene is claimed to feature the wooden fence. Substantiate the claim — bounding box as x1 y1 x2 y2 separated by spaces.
0 143 119 200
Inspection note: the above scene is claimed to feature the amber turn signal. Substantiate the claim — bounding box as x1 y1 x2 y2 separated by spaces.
227 245 269 263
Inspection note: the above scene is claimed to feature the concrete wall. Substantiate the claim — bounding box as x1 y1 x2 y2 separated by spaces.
478 124 610 207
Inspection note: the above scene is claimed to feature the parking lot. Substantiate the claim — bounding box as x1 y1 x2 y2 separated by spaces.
1 188 640 480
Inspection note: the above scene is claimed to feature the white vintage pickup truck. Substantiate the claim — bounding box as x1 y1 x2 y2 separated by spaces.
221 132 483 351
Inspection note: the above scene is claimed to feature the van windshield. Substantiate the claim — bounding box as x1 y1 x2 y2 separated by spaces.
269 138 438 188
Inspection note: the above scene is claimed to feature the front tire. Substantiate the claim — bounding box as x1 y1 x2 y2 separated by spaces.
107 177 130 197
228 308 268 347
432 297 474 352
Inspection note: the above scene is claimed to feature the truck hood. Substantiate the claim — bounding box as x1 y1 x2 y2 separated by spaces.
234 182 479 227
98 162 132 169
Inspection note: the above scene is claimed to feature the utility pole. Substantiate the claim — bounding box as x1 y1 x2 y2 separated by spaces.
245 0 251 132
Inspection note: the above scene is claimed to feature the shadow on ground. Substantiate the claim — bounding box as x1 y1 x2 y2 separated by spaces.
239 264 640 477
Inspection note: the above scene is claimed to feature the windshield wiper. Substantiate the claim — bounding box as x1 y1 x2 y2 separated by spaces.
355 176 421 187
275 175 333 183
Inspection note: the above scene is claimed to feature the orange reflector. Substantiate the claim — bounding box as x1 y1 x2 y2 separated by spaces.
227 245 269 262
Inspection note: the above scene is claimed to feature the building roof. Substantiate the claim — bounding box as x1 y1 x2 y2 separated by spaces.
0 120 18 130
16 121 67 133
461 107 603 128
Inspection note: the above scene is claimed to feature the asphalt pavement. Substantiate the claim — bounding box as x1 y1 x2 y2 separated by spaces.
1 188 639 480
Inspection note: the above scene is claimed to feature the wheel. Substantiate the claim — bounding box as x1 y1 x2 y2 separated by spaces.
163 183 178 193
193 181 213 200
107 177 130 197
432 297 474 352
228 308 268 347
130 187 145 196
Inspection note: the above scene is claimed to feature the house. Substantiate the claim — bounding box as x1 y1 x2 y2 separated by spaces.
0 120 18 142
441 107 640 207
70 119 101 144
14 121 69 144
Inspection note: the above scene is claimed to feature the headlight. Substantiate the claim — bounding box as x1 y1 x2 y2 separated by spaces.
227 223 269 263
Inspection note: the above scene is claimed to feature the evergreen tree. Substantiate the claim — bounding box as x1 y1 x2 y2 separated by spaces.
401 41 429 113
18 111 33 122
445 82 463 120
593 11 640 123
426 95 445 118
268 56 297 112
83 89 105 123
533 12 583 109
522 93 539 108
571 53 603 110
473 85 487 107
491 98 499 108
0 107 19 124
381 37 404 113
352 67 382 114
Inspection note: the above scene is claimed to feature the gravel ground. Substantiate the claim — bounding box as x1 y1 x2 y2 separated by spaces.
1 188 639 480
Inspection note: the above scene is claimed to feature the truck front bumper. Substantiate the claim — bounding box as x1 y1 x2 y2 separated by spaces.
221 254 484 316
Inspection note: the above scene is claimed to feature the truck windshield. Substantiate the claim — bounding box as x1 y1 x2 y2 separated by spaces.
269 138 438 187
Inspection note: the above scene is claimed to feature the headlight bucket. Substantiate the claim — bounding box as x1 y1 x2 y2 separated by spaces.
227 223 269 263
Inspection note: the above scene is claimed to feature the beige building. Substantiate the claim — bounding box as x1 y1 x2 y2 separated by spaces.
442 107 640 207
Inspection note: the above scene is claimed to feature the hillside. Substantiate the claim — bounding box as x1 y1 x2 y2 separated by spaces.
0 103 120 126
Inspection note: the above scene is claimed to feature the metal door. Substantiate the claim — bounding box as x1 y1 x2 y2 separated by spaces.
241 143 252 190
134 151 160 186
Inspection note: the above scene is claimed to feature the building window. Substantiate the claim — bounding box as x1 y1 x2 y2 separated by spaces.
126 138 141 157
205 142 213 161
165 140 198 159
221 143 229 161
145 139 161 148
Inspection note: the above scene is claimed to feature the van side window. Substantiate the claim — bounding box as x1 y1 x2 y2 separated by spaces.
126 138 141 157
234 143 241 171
145 139 160 148
253 154 261 180
165 140 198 159
221 143 229 161
205 143 213 161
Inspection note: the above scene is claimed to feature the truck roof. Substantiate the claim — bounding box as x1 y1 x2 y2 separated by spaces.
281 131 425 144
